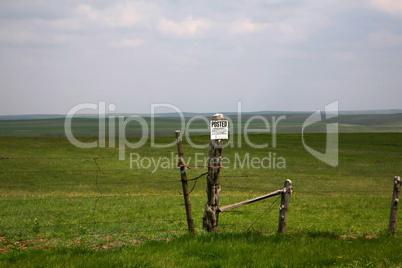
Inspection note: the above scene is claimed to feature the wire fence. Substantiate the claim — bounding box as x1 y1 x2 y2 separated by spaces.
0 156 189 239
0 156 397 240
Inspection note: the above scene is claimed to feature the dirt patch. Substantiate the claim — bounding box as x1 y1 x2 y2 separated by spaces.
364 234 378 239
340 234 379 240
0 236 58 254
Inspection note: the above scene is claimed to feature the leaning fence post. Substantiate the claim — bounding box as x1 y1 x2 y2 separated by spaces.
278 179 292 234
203 113 224 232
389 176 401 235
175 130 195 234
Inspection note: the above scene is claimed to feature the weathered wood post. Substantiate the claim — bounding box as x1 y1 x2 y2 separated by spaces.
389 176 401 235
203 113 224 232
278 179 292 233
175 130 195 234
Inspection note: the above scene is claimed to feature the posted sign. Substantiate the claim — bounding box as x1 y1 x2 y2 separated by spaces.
210 120 229 140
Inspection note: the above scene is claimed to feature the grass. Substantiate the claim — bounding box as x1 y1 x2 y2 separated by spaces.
0 133 401 266
1 232 401 267
1 113 401 137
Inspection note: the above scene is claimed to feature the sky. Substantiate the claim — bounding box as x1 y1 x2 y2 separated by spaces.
0 0 402 115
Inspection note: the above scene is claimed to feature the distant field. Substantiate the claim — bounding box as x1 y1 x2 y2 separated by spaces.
0 133 401 266
0 113 402 137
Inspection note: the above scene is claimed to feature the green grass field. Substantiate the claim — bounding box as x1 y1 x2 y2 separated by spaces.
1 112 402 137
0 133 401 267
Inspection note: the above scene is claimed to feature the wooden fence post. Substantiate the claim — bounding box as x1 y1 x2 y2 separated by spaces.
278 179 292 234
175 130 195 234
203 113 224 232
389 176 401 235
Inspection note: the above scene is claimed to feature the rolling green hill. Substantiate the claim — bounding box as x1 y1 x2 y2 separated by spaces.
0 113 401 137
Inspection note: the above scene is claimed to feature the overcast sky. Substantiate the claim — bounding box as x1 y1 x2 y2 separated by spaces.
0 0 401 115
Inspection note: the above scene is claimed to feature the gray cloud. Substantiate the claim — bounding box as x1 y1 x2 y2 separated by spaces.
0 0 401 115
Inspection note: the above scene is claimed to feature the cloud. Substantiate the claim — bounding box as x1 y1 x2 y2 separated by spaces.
166 53 198 65
0 20 71 45
0 29 42 45
0 2 158 47
228 10 330 44
1 0 402 114
370 0 402 15
76 4 99 20
76 3 143 27
231 18 269 34
368 30 402 47
158 16 210 36
330 52 359 61
111 38 144 48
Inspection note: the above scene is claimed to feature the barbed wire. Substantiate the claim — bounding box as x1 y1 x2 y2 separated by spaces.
0 204 185 217
221 175 249 178
0 167 249 175
0 155 175 160
221 184 391 194
220 219 387 228
0 169 182 174
0 229 189 243
0 155 397 237
295 190 391 193
290 220 387 224
80 228 188 236
0 194 184 203
291 206 390 210
247 196 280 231
2 204 390 218
0 155 190 236
0 180 182 188
0 157 116 160
0 218 187 231
220 184 267 192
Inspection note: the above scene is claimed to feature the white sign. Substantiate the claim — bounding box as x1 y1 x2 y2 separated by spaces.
210 120 229 140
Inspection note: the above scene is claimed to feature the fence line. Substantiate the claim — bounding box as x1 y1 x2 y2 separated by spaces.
0 181 181 187
0 157 117 160
0 204 185 217
0 155 399 238
220 219 388 227
222 206 391 212
291 220 387 224
0 193 187 203
0 169 180 174
0 155 193 238
0 169 254 175
0 180 393 193
1 218 188 231
0 155 174 160
220 184 391 194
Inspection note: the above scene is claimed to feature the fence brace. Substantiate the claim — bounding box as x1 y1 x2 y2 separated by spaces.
175 130 195 234
219 179 292 233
